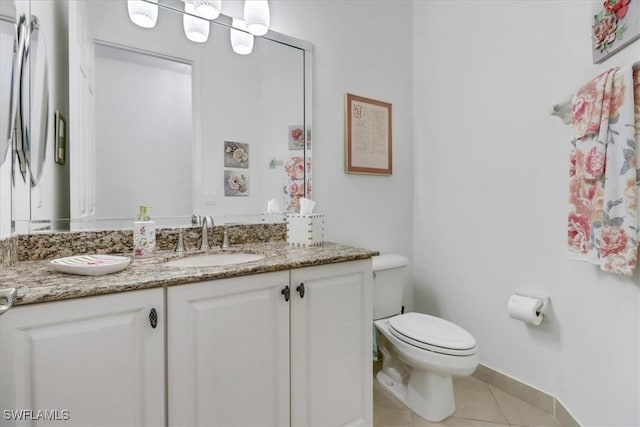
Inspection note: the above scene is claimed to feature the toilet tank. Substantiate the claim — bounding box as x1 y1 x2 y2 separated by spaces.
372 254 408 320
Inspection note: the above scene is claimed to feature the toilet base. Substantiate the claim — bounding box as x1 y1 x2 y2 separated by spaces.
376 370 407 403
376 367 455 423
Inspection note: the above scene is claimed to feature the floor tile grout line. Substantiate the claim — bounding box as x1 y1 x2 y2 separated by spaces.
458 415 514 425
487 383 514 425
487 383 563 426
374 374 565 427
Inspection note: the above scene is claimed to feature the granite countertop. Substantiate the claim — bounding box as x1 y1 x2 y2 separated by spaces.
0 242 378 306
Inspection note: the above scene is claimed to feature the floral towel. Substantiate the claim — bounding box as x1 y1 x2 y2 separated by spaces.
573 67 618 140
572 68 617 179
568 64 639 276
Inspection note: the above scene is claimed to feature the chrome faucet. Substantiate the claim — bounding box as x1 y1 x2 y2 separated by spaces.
200 216 214 251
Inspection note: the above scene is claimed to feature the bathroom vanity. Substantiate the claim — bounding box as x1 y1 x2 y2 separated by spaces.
0 242 375 427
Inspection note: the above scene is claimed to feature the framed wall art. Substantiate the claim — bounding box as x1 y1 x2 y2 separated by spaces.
345 93 392 175
592 0 640 63
54 111 66 165
224 170 249 196
224 141 249 168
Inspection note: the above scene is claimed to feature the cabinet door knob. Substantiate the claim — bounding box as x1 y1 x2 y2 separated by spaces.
281 286 290 302
296 283 305 299
149 308 158 328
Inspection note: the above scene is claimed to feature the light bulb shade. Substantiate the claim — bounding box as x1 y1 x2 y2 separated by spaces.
193 0 221 20
183 2 210 43
127 0 158 28
230 18 254 55
243 0 270 36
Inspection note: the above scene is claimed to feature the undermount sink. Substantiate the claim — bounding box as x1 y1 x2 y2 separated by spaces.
163 253 264 268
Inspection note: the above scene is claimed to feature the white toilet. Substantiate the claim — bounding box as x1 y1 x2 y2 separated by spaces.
373 254 478 422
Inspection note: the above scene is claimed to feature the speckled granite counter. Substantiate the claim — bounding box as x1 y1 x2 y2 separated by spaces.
0 242 378 306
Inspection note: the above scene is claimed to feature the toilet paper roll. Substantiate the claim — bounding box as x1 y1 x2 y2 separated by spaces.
508 294 543 326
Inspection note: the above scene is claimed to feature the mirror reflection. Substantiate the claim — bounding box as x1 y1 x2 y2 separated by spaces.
6 0 312 232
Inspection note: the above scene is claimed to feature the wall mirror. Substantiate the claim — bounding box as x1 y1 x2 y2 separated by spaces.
5 0 312 233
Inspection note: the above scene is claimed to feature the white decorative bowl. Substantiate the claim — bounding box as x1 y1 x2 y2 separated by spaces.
50 255 131 276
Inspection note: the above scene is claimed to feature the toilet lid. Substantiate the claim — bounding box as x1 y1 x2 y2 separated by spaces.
389 313 477 356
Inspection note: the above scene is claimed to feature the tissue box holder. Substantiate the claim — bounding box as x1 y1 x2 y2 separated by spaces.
261 212 286 223
286 214 324 247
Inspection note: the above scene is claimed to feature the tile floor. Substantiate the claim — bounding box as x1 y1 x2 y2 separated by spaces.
373 375 562 427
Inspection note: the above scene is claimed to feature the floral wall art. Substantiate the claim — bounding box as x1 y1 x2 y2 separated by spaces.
223 141 249 196
288 125 312 150
288 125 305 150
224 141 249 168
283 156 311 212
224 170 249 196
592 0 640 63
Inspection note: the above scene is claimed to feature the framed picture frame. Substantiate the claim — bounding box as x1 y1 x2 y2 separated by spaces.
54 111 66 165
345 93 392 175
224 140 249 168
592 0 640 63
224 170 249 196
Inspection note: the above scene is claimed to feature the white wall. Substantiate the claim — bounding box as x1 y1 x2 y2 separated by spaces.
413 1 639 425
268 0 416 309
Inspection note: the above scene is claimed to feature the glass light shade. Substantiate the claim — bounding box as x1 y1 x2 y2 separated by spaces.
243 0 270 36
127 0 158 28
230 19 254 55
183 2 210 43
193 0 221 20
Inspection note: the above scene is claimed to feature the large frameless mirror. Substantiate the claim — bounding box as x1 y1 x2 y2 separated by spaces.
4 0 312 233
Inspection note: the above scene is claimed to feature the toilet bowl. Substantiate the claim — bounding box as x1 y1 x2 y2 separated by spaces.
372 255 478 422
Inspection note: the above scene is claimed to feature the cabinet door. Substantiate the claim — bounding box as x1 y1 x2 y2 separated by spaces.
290 260 373 427
168 271 290 427
0 288 164 426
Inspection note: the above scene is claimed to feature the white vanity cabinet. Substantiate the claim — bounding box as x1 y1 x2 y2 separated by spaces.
0 257 372 427
168 271 291 426
290 260 373 427
0 288 164 427
168 259 373 427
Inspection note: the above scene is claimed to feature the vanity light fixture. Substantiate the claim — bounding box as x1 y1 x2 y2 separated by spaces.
127 0 159 28
243 0 270 36
230 19 254 55
193 0 221 20
183 2 210 43
127 0 267 51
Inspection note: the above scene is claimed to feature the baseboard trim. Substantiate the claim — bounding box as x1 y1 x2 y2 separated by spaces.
473 364 580 426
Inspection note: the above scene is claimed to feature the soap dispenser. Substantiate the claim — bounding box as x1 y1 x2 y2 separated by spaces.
133 205 156 258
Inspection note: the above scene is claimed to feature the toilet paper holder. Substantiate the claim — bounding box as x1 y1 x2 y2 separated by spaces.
514 293 550 316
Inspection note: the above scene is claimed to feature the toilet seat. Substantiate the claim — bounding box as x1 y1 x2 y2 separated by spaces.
388 313 477 357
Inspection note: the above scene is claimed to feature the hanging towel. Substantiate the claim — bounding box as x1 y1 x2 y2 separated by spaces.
635 65 640 237
572 68 619 140
572 68 617 180
568 64 639 276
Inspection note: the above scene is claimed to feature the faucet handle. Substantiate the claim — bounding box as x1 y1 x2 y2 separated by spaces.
222 228 230 249
200 217 213 251
175 230 186 252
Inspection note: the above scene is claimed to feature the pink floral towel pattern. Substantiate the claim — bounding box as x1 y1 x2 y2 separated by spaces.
573 68 618 140
568 65 639 276
572 68 618 179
